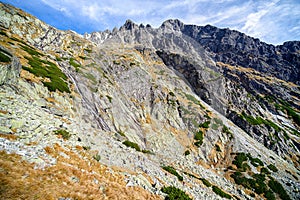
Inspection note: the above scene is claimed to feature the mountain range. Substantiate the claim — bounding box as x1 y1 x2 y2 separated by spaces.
0 2 299 200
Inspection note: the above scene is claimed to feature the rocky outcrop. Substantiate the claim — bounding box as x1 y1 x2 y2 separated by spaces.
0 46 20 85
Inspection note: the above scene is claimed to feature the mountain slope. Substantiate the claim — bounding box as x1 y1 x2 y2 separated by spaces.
86 18 300 164
0 3 300 200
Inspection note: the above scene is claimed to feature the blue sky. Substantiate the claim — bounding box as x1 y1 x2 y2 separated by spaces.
2 0 300 45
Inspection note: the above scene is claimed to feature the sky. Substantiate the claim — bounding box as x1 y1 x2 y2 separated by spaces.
2 0 300 45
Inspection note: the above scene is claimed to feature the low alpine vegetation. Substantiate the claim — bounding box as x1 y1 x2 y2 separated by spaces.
54 129 71 140
161 186 191 200
162 166 183 181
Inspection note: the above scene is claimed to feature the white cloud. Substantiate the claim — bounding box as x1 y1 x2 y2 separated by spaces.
81 3 102 21
38 0 300 44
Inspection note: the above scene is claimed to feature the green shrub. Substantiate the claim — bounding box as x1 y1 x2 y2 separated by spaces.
199 121 210 129
83 146 91 150
169 91 175 96
211 123 219 130
162 166 183 181
20 44 44 56
212 186 231 199
0 48 12 56
69 57 81 71
267 164 278 172
194 141 203 147
250 193 255 198
268 178 291 200
194 130 204 147
117 130 126 137
194 130 203 141
54 129 71 140
265 120 282 132
213 118 223 125
93 154 101 161
215 144 221 152
0 30 8 36
232 153 248 169
0 51 11 63
276 101 300 126
252 173 265 182
22 55 70 93
106 95 113 103
141 149 152 154
200 178 211 187
184 150 190 156
249 157 264 167
122 140 141 152
261 167 271 174
161 186 191 200
264 190 275 200
222 125 233 139
84 48 92 53
241 112 284 132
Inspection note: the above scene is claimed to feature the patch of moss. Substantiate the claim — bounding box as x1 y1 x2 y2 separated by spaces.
184 93 205 109
84 48 92 53
194 141 202 147
200 178 212 187
212 186 231 199
0 30 8 36
194 130 204 147
268 178 291 200
69 58 81 72
215 144 221 152
122 140 140 152
267 164 278 172
248 155 264 167
22 56 70 93
162 166 183 181
93 154 101 162
20 44 44 56
264 190 275 200
79 55 87 60
276 100 300 126
222 125 233 139
0 48 12 57
141 149 153 154
261 167 271 175
184 150 190 156
240 112 264 125
54 129 71 140
232 153 248 169
106 95 113 103
117 130 126 137
0 51 11 63
194 130 203 141
161 186 191 200
213 118 223 125
199 121 210 129
83 73 97 84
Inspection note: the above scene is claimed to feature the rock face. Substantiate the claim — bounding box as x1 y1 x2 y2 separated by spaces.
0 2 300 200
0 46 20 85
86 18 300 159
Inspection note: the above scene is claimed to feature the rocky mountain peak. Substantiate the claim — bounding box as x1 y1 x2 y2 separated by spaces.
161 19 184 31
120 19 139 30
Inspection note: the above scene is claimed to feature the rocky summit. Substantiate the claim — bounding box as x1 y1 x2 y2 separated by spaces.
0 2 300 200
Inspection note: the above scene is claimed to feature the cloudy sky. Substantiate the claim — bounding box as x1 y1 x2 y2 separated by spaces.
2 0 300 45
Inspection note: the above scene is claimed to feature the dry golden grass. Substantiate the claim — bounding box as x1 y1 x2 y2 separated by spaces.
0 144 161 200
0 133 17 141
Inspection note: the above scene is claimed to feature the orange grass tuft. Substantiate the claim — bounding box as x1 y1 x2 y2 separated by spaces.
0 145 161 200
